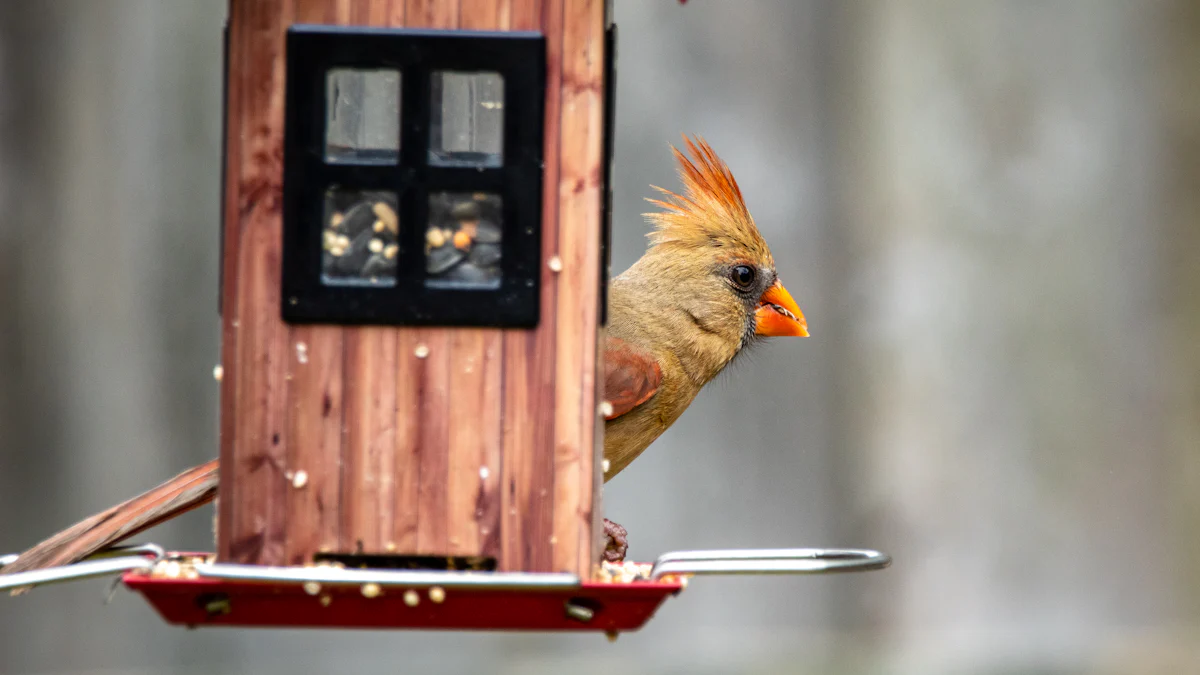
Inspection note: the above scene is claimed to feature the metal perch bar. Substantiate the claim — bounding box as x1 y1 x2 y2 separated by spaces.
0 543 166 593
0 543 890 595
649 548 891 580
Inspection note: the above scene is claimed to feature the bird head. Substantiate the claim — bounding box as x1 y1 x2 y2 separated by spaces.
639 135 809 355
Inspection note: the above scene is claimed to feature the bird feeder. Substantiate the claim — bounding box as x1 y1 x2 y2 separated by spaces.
1 0 890 635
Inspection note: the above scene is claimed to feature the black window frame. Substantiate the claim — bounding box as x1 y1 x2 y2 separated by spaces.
281 25 546 327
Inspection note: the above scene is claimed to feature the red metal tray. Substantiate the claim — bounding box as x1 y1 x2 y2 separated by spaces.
122 567 683 633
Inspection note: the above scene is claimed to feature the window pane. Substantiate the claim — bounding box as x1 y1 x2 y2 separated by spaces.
429 71 504 168
325 69 400 164
425 192 502 289
322 188 399 287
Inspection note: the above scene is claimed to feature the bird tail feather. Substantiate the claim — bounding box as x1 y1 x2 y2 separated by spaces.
0 459 219 577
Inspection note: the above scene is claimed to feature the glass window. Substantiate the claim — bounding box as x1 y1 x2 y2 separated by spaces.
322 188 399 287
425 192 502 289
429 71 504 168
325 68 401 164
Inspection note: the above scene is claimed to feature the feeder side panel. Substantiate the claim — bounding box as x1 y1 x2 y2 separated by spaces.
553 0 605 573
219 0 296 566
219 0 605 578
284 0 346 567
500 0 558 574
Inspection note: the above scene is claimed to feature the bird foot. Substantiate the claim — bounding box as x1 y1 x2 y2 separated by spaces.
603 518 628 563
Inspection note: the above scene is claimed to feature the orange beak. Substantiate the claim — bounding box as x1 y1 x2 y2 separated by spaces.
755 279 809 337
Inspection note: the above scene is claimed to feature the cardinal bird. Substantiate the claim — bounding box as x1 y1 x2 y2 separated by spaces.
598 135 808 559
0 135 806 578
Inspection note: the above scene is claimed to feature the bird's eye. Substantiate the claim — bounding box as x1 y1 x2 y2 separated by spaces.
730 265 756 290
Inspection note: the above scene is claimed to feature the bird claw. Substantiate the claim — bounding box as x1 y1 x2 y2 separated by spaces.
603 518 628 563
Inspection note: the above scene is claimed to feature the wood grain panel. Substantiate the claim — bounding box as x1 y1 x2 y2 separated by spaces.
508 0 541 33
334 0 401 556
461 0 499 27
406 0 458 27
553 0 605 574
392 328 421 551
413 331 450 554
439 0 505 563
380 1 421 556
219 0 295 566
215 0 246 561
281 0 345 570
499 0 561 572
341 329 398 552
400 0 459 557
283 327 344 561
220 0 604 575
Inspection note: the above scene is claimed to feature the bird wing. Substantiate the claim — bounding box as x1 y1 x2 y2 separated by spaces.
603 336 662 420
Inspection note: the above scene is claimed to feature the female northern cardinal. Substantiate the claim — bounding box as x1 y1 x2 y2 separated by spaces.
1 135 806 575
598 135 808 558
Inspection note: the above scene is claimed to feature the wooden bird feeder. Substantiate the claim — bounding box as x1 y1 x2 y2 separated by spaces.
1 0 890 635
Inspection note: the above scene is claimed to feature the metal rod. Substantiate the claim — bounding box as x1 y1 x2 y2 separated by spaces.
0 556 157 593
193 562 583 591
1 544 889 592
649 547 891 580
0 543 167 593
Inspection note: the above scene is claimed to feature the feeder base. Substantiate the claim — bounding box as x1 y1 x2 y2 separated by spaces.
122 566 682 633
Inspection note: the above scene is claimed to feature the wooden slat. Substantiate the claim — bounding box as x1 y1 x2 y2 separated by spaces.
215 0 247 560
219 0 295 566
281 0 345 571
553 0 604 575
442 331 486 555
368 0 390 23
380 0 420 556
400 0 459 557
388 0 407 26
341 329 397 552
500 0 561 572
283 328 344 561
478 330 504 558
460 0 499 26
434 0 506 563
413 331 449 554
509 0 541 33
485 0 511 559
335 0 400 556
295 1 338 26
497 0 512 32
392 329 421 551
466 0 507 557
407 0 458 27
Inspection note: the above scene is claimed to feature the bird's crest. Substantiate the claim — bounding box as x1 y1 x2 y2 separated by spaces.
644 135 770 260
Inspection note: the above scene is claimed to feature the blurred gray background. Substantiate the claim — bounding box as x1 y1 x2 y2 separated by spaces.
2 1 1198 673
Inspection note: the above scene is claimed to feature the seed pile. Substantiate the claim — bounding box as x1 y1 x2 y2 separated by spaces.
425 192 502 288
323 191 399 285
594 560 654 584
